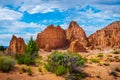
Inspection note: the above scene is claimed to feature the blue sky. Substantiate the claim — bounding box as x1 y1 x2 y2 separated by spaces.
0 0 120 46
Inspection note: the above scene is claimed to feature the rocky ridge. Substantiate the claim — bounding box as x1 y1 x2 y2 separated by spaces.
88 21 120 49
6 35 26 54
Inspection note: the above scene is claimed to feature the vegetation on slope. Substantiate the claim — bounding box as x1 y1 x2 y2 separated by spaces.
15 37 39 65
44 51 87 80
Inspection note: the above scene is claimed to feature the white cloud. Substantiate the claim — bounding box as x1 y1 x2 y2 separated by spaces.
81 25 103 36
18 0 120 15
28 5 55 14
60 23 68 29
0 7 22 20
0 0 120 14
0 20 46 33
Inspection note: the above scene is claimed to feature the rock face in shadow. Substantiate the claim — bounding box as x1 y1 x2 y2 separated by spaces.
69 40 87 52
6 35 26 54
36 24 68 49
88 21 120 49
66 21 89 47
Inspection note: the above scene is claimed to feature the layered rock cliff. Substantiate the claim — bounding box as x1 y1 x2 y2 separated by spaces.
88 21 120 49
6 35 26 54
36 24 68 49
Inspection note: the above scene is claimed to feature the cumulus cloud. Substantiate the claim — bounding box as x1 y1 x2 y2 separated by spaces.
0 20 43 33
0 7 46 45
0 7 22 20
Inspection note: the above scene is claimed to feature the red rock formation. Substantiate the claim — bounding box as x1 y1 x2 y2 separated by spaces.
88 21 120 49
36 24 68 49
66 21 89 47
69 40 87 52
6 35 26 54
44 44 51 52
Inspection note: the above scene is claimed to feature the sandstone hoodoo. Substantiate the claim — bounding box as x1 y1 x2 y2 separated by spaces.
88 21 120 49
69 40 87 52
6 35 26 54
36 24 68 49
66 21 89 47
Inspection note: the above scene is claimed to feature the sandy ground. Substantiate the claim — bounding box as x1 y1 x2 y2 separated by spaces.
0 65 65 80
0 49 120 80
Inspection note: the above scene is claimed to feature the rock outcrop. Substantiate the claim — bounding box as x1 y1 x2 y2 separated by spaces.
69 40 87 52
44 44 51 52
66 21 89 47
36 24 68 49
88 21 120 49
6 35 26 54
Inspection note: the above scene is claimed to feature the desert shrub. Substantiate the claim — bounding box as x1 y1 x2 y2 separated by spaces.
0 55 16 72
114 56 120 62
67 73 85 80
107 54 112 57
45 51 87 79
44 64 51 71
27 66 33 75
19 65 27 74
35 56 43 66
112 50 120 54
103 62 110 66
53 65 67 75
90 58 100 63
38 66 47 74
97 53 104 57
38 66 42 72
15 54 35 65
115 66 120 72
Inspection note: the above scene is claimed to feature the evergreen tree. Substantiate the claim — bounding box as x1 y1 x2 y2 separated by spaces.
0 45 5 51
25 37 39 58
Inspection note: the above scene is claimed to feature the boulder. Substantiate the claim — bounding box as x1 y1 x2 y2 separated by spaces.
6 35 26 54
88 21 120 49
69 40 87 52
36 24 68 49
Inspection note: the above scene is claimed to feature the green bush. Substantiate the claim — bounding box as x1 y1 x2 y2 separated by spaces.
38 66 42 72
90 58 100 63
67 73 85 80
97 53 104 57
113 50 120 54
19 65 27 74
0 56 16 72
115 66 120 72
15 54 35 65
53 65 67 75
45 51 87 79
44 64 51 71
27 66 33 75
